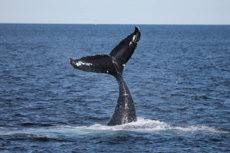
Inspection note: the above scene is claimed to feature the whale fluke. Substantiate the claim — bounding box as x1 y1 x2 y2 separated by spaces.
69 26 141 126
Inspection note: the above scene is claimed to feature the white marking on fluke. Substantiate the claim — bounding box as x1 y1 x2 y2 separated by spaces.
129 41 132 46
75 61 92 67
132 35 136 42
129 35 137 46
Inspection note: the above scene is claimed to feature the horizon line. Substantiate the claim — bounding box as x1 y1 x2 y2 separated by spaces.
0 22 230 26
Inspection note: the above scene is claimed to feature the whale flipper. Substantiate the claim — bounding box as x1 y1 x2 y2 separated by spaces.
69 27 141 126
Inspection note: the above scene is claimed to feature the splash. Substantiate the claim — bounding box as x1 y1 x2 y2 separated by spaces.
0 118 228 139
70 118 226 134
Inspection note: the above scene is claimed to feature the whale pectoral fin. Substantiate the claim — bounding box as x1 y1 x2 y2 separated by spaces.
109 26 141 72
69 55 116 75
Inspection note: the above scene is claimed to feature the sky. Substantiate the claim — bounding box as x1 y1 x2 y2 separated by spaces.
0 0 230 25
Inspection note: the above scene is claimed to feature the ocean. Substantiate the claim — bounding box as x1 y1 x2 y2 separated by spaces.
0 24 230 152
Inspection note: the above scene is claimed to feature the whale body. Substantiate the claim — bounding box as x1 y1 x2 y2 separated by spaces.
69 27 141 126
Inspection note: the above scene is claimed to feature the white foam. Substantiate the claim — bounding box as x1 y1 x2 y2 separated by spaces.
57 118 227 134
0 118 228 138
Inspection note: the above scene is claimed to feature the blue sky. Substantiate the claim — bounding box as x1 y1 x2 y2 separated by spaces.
0 0 229 25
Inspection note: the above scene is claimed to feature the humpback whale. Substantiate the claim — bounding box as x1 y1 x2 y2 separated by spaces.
69 27 141 126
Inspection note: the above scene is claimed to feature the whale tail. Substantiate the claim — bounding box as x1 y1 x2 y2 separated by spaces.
69 27 141 126
69 26 141 77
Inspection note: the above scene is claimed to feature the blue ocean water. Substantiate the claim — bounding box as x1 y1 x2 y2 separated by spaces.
0 24 230 152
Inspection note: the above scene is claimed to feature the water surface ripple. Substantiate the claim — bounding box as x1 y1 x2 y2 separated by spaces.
0 24 230 152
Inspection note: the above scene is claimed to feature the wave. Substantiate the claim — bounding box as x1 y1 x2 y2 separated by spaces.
0 118 228 139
